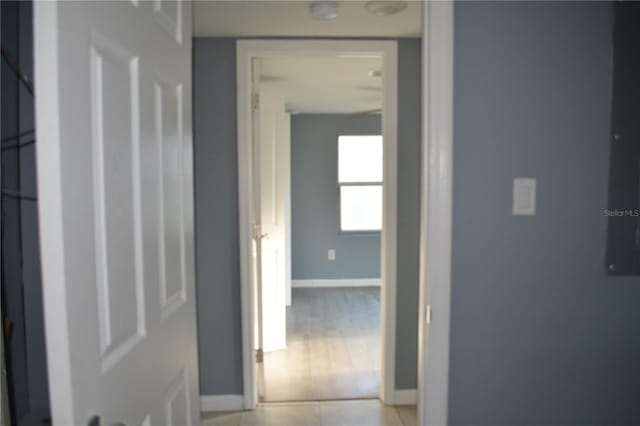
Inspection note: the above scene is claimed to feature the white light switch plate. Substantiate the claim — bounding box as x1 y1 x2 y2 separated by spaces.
513 178 536 216
328 249 336 260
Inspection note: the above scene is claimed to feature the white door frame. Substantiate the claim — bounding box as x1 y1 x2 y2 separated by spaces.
418 2 455 426
236 39 398 409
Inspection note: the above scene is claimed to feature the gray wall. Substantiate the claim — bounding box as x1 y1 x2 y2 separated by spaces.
449 2 640 424
1 0 50 420
193 38 244 395
394 38 421 390
193 38 421 394
291 114 381 280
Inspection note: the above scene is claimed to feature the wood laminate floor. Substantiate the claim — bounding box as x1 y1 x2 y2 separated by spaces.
262 287 380 402
202 400 417 426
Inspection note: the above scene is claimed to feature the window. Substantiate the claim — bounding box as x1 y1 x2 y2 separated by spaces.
338 135 383 232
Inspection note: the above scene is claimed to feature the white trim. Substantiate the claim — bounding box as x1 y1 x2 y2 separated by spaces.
237 39 398 410
200 395 245 412
34 2 75 423
292 278 381 288
236 39 256 411
380 39 398 407
418 2 454 426
393 389 418 406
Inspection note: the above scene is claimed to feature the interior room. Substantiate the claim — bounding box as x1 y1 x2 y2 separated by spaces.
253 55 385 402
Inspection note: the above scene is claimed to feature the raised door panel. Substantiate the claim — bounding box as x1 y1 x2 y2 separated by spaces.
90 34 146 372
155 77 187 319
154 0 182 44
165 369 192 426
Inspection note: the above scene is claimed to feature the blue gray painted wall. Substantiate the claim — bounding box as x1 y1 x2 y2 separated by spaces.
394 38 421 390
193 38 421 394
193 38 244 395
291 114 381 280
449 2 640 424
1 0 50 420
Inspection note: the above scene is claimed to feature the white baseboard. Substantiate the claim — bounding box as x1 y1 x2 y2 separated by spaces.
292 278 380 288
199 390 414 411
393 389 417 405
200 394 244 412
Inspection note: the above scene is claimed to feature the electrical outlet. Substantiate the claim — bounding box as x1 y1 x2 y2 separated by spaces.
328 249 336 260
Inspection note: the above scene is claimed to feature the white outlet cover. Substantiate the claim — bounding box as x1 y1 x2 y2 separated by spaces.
513 178 536 216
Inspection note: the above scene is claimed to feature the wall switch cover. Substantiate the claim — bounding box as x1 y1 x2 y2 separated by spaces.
513 178 536 216
328 249 336 260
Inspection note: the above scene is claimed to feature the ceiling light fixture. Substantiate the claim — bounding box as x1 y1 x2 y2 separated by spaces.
364 0 408 17
309 1 339 20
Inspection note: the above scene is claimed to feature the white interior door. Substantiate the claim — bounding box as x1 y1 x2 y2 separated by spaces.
34 2 199 425
253 78 290 353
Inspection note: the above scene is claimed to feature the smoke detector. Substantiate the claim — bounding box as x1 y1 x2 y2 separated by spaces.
364 1 408 17
309 1 339 20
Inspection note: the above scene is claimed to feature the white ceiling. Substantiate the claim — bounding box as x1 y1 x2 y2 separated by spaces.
259 56 382 114
193 1 422 38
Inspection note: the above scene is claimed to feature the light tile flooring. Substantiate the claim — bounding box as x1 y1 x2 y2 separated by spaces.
201 400 417 426
263 287 380 401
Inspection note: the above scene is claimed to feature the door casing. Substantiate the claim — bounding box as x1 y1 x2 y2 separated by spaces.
418 3 455 426
236 39 398 408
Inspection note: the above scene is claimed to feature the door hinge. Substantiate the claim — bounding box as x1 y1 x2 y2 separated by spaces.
252 223 268 240
256 348 264 364
252 92 259 110
252 223 261 240
426 304 432 325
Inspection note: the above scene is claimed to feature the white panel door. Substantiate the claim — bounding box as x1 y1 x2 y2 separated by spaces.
34 1 199 425
255 86 290 353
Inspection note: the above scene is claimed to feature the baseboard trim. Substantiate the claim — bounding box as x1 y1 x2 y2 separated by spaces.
199 390 414 411
200 394 245 412
393 389 417 405
292 278 381 288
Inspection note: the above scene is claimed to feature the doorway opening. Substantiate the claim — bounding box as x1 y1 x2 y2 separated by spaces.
258 56 384 402
236 40 398 408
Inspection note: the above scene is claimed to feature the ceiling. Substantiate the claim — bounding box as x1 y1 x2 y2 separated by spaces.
193 1 422 38
259 56 382 114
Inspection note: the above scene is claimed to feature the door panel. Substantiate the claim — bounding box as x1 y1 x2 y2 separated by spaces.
257 88 289 353
156 78 187 318
34 1 199 425
165 369 191 426
90 34 146 370
154 0 183 43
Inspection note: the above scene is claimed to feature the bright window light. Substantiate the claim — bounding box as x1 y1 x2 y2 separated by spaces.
338 135 383 183
338 135 383 232
340 185 383 231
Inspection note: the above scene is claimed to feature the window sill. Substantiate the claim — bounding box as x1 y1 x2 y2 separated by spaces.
338 230 382 236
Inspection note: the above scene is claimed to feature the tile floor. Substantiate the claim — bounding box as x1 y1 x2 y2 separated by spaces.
201 400 417 426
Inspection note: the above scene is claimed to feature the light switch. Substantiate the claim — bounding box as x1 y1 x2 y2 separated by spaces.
513 178 536 216
328 249 336 260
